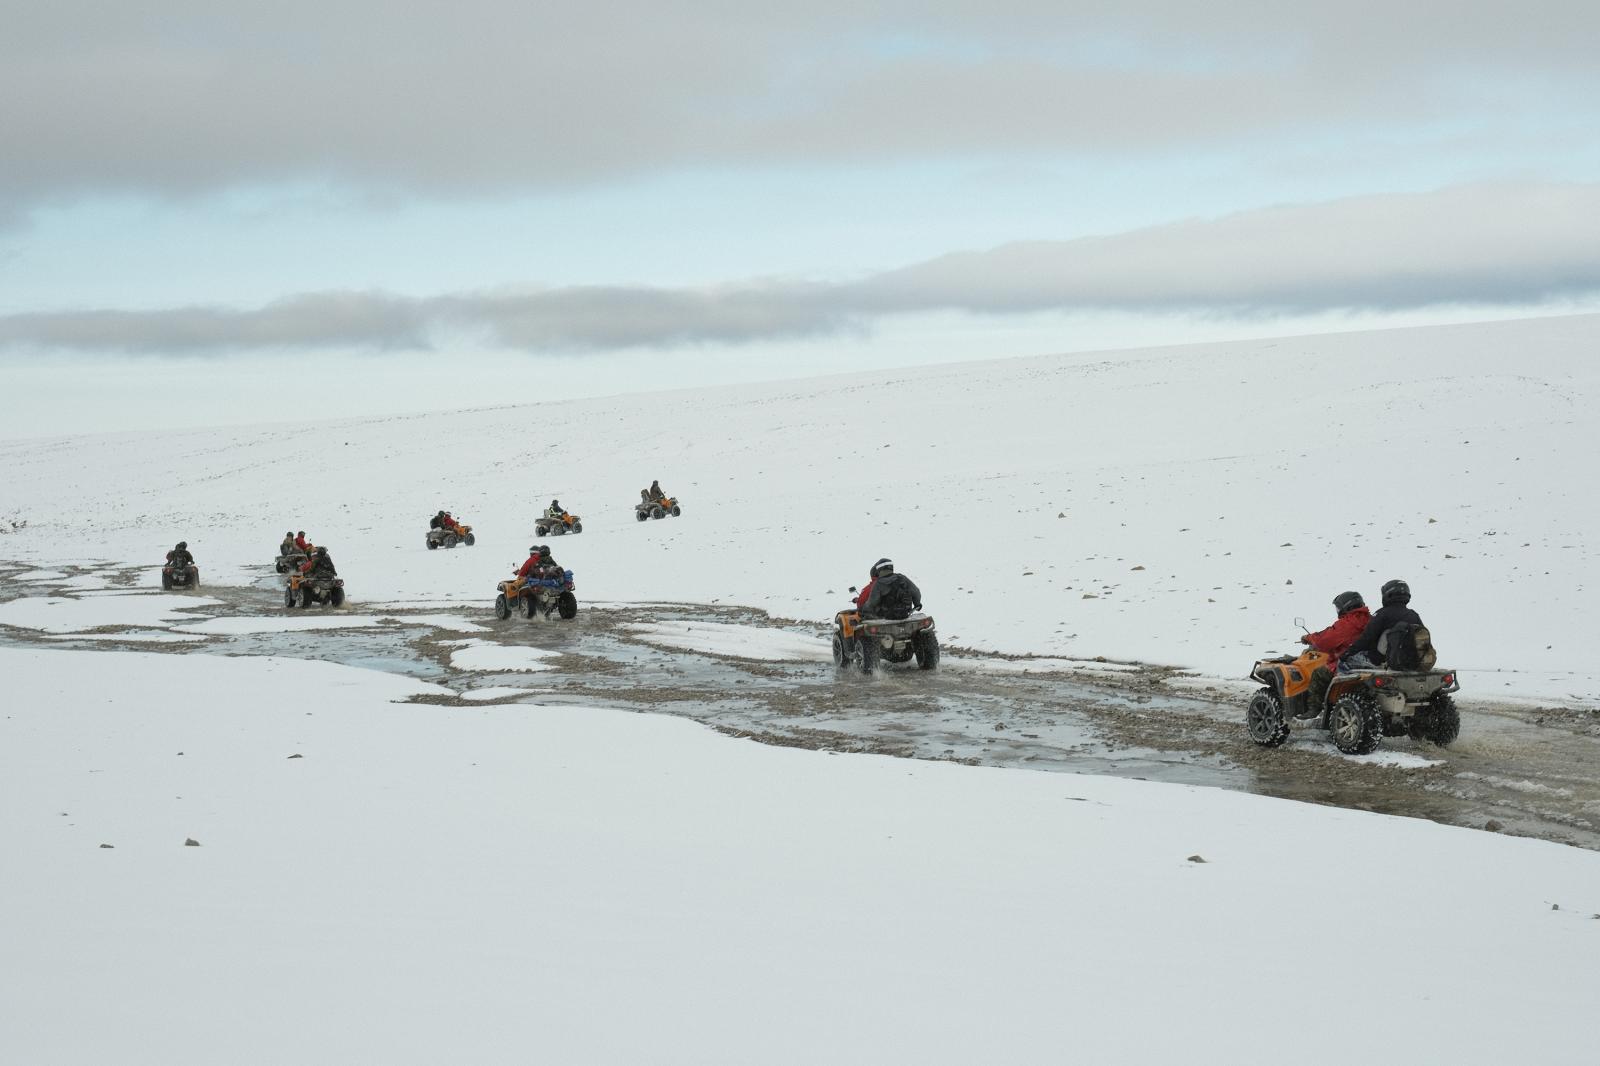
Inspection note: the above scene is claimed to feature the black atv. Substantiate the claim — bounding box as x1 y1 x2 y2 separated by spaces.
286 571 345 608
162 560 199 589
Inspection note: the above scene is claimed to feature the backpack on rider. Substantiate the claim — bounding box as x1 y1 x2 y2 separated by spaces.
1382 623 1437 671
873 573 916 620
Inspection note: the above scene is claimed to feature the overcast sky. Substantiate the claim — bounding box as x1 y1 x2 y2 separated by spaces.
3 2 1599 433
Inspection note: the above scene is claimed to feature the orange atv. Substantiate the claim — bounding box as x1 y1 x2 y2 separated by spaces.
285 569 345 608
426 522 475 549
495 568 578 621
535 512 583 536
1247 640 1460 755
832 594 939 674
635 496 682 522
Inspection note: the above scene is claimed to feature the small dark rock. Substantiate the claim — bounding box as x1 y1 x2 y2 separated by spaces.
1187 854 1207 864
287 753 303 759
1551 903 1559 911
1484 819 1503 832
184 837 201 847
99 843 114 849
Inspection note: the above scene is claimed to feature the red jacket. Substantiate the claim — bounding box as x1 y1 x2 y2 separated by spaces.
1305 606 1372 666
517 556 540 580
854 578 877 612
441 514 459 531
295 535 311 552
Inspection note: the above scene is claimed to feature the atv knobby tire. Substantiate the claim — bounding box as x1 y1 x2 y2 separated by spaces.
463 533 475 546
520 592 537 619
1246 689 1291 747
444 533 458 549
284 586 296 608
635 510 648 523
494 593 511 620
650 505 664 520
1329 692 1383 755
669 504 681 517
913 630 940 670
858 636 880 674
831 632 849 669
1409 693 1461 747
329 586 345 608
557 591 578 620
161 571 173 590
427 537 438 550
570 521 582 534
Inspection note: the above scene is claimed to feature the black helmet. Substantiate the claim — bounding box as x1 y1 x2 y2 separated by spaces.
1380 579 1411 605
316 545 327 556
537 544 551 555
1333 590 1365 615
297 530 305 536
870 558 894 578
176 541 187 550
529 545 538 555
551 499 560 507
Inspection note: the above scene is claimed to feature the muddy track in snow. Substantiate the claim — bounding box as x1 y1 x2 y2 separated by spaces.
4 561 1600 851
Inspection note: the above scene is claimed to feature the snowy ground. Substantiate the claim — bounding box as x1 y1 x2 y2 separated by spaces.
1 314 1596 704
4 317 1599 1062
3 644 1597 1065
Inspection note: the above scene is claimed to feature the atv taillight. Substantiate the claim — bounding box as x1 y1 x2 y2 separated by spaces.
1373 676 1388 687
1441 673 1454 687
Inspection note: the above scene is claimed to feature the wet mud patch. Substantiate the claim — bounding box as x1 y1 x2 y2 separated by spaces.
4 562 1600 850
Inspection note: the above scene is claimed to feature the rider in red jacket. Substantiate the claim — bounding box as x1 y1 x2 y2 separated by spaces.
1301 591 1371 671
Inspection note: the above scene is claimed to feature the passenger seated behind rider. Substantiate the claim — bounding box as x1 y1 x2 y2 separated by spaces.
1340 579 1422 671
280 531 297 556
516 545 559 581
166 541 194 567
300 546 336 577
860 558 921 620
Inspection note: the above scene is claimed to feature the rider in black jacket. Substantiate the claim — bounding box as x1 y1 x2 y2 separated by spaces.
1341 579 1422 669
862 560 922 620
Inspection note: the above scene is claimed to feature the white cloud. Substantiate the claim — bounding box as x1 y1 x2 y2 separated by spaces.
2 183 1596 354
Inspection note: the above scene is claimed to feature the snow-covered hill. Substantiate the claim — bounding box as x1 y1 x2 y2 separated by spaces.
2 313 1597 702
